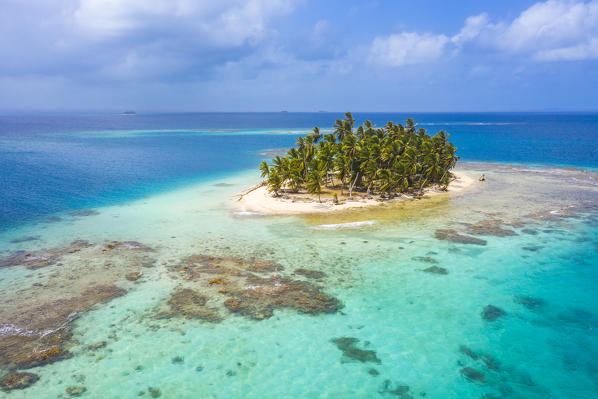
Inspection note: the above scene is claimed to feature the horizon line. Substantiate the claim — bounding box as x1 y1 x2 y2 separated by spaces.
1 109 598 114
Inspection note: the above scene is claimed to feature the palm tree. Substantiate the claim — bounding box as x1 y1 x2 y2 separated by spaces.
259 161 270 178
306 161 326 202
311 127 321 144
267 171 282 196
259 113 458 200
376 169 397 197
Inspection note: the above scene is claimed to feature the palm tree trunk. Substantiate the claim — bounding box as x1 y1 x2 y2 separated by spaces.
349 172 360 199
418 177 428 197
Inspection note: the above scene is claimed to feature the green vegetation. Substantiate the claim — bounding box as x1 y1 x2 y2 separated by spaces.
259 112 458 201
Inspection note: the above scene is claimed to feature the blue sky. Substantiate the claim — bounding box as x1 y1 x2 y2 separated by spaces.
1 0 597 111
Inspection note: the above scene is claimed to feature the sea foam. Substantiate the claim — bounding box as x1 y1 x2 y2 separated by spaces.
313 220 377 230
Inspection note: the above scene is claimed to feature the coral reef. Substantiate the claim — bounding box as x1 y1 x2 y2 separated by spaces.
412 256 439 264
514 295 546 311
0 285 126 369
481 305 506 321
461 367 486 383
224 275 341 319
435 218 527 247
331 337 381 364
66 385 87 396
435 229 487 246
462 219 518 237
168 255 341 320
103 241 153 252
0 240 92 269
422 266 448 275
160 289 222 323
87 341 106 350
9 236 40 244
379 380 413 398
69 209 100 217
0 372 39 392
294 268 327 279
125 271 142 281
459 345 500 371
459 345 479 360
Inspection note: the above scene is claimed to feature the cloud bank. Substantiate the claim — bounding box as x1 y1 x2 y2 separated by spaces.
370 0 598 66
0 0 597 110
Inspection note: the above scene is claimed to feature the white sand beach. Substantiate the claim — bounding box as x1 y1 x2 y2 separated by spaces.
232 171 476 215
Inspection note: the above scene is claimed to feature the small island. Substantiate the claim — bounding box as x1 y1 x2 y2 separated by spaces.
235 112 473 214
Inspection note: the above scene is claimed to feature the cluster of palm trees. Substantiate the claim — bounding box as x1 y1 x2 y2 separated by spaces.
259 112 458 202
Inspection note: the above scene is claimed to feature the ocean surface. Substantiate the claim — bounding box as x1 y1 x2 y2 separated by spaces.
0 112 597 398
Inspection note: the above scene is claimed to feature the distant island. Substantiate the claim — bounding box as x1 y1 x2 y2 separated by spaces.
234 112 471 214
121 110 136 115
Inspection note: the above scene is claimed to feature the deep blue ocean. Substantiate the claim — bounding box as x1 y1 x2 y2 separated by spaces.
1 112 596 230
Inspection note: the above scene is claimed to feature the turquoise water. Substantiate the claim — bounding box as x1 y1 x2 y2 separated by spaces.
1 113 597 398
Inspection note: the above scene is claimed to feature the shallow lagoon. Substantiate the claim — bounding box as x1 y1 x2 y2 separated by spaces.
1 113 598 398
1 162 597 398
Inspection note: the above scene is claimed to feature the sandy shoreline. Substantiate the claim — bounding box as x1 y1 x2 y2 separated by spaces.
231 171 477 215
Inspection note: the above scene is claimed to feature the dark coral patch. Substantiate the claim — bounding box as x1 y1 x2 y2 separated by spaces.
294 268 326 279
170 255 340 320
174 255 251 281
481 305 506 321
422 266 448 275
88 341 107 350
0 285 126 369
461 367 486 383
459 345 479 360
162 289 222 322
412 256 439 264
435 229 487 246
331 337 381 364
522 246 542 252
69 209 100 217
526 208 580 221
104 241 153 252
464 219 518 237
459 345 500 371
514 295 546 311
480 353 500 371
242 258 283 273
379 380 413 398
9 236 40 244
0 240 92 269
66 385 87 396
0 372 39 392
224 276 341 320
126 271 142 281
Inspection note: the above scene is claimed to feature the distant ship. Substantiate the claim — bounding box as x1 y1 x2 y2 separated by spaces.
121 110 136 115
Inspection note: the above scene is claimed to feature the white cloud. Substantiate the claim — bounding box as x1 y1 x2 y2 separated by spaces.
370 32 450 67
497 0 598 60
73 0 295 47
370 0 598 66
535 38 598 60
500 1 596 50
452 13 490 46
